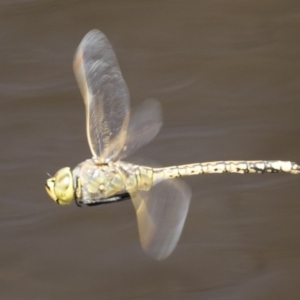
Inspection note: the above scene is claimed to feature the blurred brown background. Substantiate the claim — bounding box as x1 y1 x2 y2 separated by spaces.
1 0 300 299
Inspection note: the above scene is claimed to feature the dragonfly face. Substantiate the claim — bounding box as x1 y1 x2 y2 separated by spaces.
45 167 75 205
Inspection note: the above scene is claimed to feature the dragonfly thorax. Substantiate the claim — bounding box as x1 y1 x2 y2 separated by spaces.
73 159 129 204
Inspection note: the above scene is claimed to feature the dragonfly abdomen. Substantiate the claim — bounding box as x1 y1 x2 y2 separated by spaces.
153 160 300 182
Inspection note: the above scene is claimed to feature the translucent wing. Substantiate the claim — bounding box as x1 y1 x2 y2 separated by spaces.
131 179 191 260
73 29 130 163
119 99 162 160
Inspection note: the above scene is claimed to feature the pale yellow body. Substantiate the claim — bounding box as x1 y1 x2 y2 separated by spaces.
45 29 300 260
68 159 300 206
153 160 300 180
72 159 154 205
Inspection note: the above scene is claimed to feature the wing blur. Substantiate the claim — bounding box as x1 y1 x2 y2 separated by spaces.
73 29 130 163
131 179 191 260
119 99 162 159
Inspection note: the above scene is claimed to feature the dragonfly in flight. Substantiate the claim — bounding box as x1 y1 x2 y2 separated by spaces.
45 29 300 260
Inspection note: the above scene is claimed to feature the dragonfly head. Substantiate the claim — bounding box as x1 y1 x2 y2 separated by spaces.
45 167 75 205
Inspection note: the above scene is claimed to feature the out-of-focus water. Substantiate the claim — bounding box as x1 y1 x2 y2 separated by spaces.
1 1 300 299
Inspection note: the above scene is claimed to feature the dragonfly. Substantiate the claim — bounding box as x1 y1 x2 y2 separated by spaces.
45 29 300 260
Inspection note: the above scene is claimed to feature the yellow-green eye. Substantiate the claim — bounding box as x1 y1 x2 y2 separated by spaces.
45 167 74 205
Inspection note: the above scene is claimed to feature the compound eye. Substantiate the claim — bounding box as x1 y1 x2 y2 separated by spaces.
57 172 70 190
53 167 74 205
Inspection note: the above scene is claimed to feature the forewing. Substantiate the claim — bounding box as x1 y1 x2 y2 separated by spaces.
73 29 130 162
131 179 191 260
119 99 162 160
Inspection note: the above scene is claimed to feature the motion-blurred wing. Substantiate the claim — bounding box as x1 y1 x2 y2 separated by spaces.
119 99 162 160
73 29 130 163
131 179 191 260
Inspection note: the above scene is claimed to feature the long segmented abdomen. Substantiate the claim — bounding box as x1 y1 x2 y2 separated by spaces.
153 160 300 183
